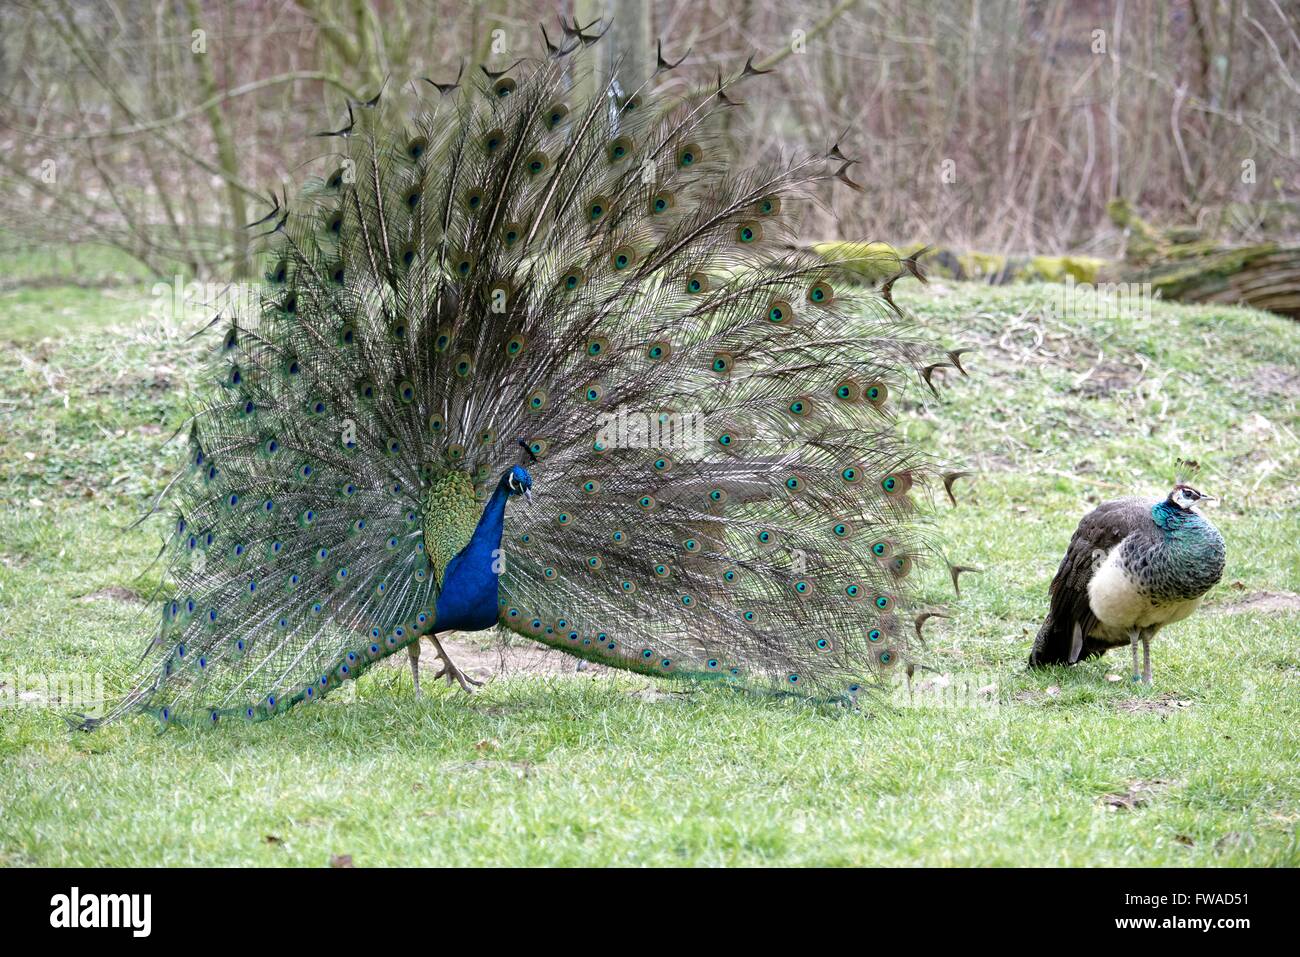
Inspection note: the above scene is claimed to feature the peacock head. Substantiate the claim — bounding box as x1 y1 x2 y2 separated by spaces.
1168 483 1214 511
501 465 533 501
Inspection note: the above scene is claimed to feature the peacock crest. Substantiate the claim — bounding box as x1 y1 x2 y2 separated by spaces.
85 21 971 729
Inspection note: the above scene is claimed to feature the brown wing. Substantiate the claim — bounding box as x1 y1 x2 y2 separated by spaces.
1030 497 1151 665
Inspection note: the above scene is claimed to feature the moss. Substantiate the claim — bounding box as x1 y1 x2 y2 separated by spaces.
811 241 905 283
810 243 1107 287
1028 255 1105 283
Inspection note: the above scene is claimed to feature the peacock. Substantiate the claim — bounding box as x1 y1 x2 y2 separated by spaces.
1028 483 1225 684
81 21 971 730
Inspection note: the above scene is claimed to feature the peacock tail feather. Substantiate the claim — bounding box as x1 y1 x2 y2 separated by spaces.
86 24 967 730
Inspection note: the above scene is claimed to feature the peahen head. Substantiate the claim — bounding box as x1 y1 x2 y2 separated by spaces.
501 465 533 500
1168 483 1214 511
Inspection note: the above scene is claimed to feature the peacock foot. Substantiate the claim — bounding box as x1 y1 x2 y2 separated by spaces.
430 635 484 694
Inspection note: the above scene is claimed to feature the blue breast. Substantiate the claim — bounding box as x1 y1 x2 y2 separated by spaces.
434 550 500 632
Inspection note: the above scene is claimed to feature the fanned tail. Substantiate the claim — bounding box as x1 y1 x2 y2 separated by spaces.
92 24 966 728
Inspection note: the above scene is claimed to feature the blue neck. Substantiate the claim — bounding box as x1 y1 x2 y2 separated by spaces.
1152 500 1202 535
432 483 510 632
467 483 510 560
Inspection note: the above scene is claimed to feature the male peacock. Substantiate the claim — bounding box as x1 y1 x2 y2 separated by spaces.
1029 484 1225 683
82 23 968 730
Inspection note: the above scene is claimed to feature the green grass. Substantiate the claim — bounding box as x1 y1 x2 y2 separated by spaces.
1 271 1297 866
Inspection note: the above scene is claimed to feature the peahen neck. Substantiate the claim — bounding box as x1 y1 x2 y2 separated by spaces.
1146 500 1226 600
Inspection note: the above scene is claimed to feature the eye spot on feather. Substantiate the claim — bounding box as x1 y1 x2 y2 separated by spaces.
864 382 888 408
526 388 548 411
736 221 762 245
493 77 517 98
483 128 504 153
685 273 709 294
880 472 913 496
611 246 636 270
646 341 671 361
677 142 702 168
585 336 608 358
608 136 633 162
560 266 587 291
787 396 812 416
765 298 792 324
711 352 734 374
525 151 549 176
650 192 674 214
807 281 834 304
543 102 569 129
841 466 861 484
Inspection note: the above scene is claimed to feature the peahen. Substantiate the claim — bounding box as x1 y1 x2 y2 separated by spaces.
82 24 969 730
1028 484 1225 684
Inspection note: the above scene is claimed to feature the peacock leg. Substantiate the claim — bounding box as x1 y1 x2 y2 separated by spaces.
429 632 483 694
1129 628 1141 683
407 641 422 698
1141 629 1153 685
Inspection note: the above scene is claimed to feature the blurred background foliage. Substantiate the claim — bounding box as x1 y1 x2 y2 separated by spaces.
1 0 1298 280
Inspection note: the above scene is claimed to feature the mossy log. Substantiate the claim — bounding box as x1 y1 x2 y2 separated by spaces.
1107 199 1300 318
810 241 1105 286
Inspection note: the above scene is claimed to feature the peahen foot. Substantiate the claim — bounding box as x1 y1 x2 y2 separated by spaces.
429 634 483 694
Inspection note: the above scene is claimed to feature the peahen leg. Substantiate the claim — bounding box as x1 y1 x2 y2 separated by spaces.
1141 630 1153 685
1129 628 1141 683
429 633 483 694
408 641 422 698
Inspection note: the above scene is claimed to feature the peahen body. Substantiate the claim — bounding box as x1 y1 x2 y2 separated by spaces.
1029 484 1225 683
84 24 968 729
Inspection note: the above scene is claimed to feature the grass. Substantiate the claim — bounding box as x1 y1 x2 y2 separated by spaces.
0 263 1297 866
